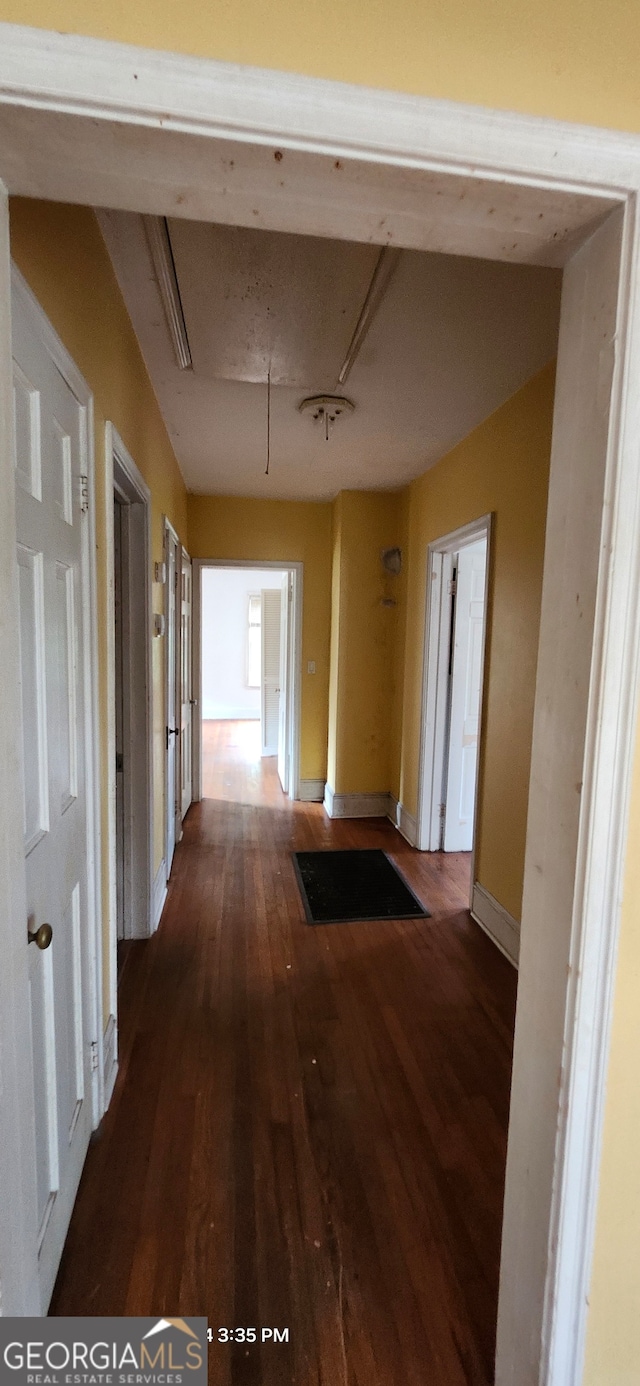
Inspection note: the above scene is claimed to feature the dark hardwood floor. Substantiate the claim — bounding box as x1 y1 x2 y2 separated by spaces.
51 722 517 1386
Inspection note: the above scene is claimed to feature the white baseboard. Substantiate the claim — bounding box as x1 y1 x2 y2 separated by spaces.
103 1013 118 1109
323 786 418 835
299 778 326 802
324 785 392 819
201 707 260 721
471 882 520 967
388 796 418 846
151 857 168 933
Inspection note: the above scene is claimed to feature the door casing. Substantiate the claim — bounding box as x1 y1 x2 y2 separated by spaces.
1 30 640 1382
164 516 181 876
105 424 153 1003
417 515 492 868
180 547 193 819
192 559 303 803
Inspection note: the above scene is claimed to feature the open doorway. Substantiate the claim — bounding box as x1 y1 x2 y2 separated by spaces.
164 520 194 880
417 516 491 862
106 425 153 958
195 561 301 805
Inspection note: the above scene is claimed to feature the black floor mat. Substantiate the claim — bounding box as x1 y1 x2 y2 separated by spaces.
293 848 430 925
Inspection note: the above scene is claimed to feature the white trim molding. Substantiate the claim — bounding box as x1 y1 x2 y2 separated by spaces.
0 23 631 266
390 799 418 847
102 1013 118 1109
152 858 168 933
193 558 303 803
472 883 520 967
324 786 392 819
299 778 326 802
416 514 492 864
105 421 154 964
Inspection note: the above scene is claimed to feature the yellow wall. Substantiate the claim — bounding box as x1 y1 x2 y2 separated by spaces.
9 197 188 1018
397 364 555 922
328 490 403 796
583 745 640 1384
2 0 640 133
188 494 332 784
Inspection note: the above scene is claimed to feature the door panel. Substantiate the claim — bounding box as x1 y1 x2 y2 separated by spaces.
113 498 125 939
13 289 93 1309
17 546 49 851
166 527 178 872
261 588 281 756
444 537 487 852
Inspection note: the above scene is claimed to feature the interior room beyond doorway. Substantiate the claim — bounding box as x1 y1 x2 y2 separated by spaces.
200 563 294 804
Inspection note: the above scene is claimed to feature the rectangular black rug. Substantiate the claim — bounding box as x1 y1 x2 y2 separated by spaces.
293 848 430 925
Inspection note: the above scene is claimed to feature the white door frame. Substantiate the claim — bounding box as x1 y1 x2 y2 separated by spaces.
417 514 492 871
179 546 193 820
0 256 103 1310
192 558 303 802
105 427 153 962
163 515 181 875
1 30 640 1382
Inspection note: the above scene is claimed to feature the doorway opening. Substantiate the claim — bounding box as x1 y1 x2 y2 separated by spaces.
164 519 193 881
106 425 153 1018
417 516 491 865
193 560 303 807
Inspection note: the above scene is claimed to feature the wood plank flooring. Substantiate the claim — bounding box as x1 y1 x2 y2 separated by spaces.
51 721 517 1386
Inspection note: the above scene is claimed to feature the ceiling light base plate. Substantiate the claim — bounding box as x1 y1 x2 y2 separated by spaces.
299 394 354 441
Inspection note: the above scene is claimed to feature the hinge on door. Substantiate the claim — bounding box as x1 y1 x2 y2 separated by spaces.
448 578 457 596
90 1040 99 1073
79 474 89 514
439 802 446 821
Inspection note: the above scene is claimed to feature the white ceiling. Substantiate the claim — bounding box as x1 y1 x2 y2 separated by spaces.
98 210 561 501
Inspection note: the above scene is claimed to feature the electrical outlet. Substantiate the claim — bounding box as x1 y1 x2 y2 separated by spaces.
307 660 316 674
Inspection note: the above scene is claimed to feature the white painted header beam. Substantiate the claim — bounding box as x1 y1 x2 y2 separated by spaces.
0 22 629 266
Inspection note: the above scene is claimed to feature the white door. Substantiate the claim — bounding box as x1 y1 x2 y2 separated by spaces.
13 289 94 1309
113 496 126 940
443 537 487 852
261 588 281 756
277 573 291 791
180 549 193 818
165 524 179 873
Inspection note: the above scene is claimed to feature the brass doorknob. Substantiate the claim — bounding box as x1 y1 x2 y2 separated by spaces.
28 922 53 949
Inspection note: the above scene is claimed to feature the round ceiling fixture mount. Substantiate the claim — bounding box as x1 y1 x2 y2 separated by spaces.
298 393 354 441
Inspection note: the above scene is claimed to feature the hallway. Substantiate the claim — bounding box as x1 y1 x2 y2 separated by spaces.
51 731 517 1386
